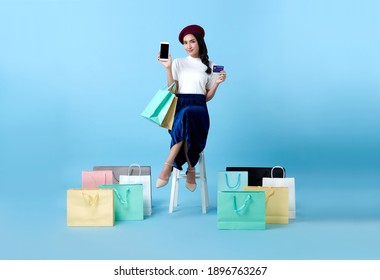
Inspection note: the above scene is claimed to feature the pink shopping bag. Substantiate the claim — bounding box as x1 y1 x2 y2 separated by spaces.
82 170 113 188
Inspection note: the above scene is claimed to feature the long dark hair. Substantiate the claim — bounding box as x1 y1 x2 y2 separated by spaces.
193 33 211 74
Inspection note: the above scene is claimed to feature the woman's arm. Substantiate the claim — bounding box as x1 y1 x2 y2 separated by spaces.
165 68 178 94
206 70 227 102
158 53 178 94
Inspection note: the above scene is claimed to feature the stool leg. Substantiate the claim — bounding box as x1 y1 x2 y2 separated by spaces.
174 172 179 207
201 180 207 214
202 156 209 208
199 153 208 214
169 168 179 213
204 177 209 208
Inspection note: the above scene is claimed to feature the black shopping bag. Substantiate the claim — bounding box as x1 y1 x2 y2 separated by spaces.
226 166 285 186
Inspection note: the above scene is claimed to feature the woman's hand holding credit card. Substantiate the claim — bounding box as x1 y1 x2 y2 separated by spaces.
213 65 226 84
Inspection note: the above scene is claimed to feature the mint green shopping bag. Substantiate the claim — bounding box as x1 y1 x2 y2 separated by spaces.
217 191 266 230
99 184 143 221
141 82 177 130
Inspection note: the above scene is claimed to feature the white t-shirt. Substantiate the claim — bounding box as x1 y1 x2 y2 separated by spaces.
172 56 218 95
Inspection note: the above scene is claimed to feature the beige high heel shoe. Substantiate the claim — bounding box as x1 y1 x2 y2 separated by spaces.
156 162 174 188
185 167 197 192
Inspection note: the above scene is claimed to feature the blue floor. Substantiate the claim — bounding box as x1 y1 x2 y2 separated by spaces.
1 167 379 260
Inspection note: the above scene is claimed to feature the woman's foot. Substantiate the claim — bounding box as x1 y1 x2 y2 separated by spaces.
185 167 196 192
156 162 174 188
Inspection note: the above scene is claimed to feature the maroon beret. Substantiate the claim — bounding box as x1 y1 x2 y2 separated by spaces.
178 24 205 44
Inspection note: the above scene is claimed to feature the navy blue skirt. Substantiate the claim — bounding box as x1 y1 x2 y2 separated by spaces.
169 94 210 170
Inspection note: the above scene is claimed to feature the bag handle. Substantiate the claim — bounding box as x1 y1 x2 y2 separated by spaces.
167 82 177 93
224 173 241 190
265 188 275 203
114 165 142 184
254 186 275 204
114 188 130 206
119 164 142 184
271 166 286 178
81 192 99 206
233 194 252 215
128 163 142 177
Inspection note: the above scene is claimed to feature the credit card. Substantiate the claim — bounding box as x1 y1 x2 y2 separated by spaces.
213 65 224 73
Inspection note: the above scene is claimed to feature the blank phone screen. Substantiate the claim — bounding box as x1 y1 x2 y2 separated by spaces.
160 44 169 59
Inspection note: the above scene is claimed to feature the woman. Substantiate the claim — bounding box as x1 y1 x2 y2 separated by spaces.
156 24 227 191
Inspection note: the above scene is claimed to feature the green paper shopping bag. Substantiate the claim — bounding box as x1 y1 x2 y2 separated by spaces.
141 82 177 130
217 191 266 230
99 184 143 221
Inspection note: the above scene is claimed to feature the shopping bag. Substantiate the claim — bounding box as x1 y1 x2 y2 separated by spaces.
99 184 143 221
244 186 289 224
226 166 285 186
217 171 248 191
67 188 114 227
93 165 150 184
217 191 266 230
262 166 296 219
119 164 152 217
93 165 152 216
141 82 178 130
82 170 113 188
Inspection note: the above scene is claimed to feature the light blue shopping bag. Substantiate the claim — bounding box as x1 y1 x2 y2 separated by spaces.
217 171 249 191
141 82 177 130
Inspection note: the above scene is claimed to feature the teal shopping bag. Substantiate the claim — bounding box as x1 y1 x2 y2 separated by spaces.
217 191 266 230
217 171 249 191
141 82 177 130
99 184 143 221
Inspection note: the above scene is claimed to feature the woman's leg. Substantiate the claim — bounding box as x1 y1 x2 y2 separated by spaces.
158 141 183 181
184 141 196 185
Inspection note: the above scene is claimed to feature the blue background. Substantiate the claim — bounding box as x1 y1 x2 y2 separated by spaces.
0 0 379 259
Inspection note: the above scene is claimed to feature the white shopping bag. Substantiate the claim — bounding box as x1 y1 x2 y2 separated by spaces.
262 166 296 219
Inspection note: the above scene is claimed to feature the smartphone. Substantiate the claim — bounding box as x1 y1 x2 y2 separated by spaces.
159 42 169 61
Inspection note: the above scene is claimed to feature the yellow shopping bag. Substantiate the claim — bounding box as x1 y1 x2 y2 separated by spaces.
244 186 289 224
67 188 114 227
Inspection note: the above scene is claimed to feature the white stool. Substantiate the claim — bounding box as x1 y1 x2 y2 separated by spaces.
169 151 209 214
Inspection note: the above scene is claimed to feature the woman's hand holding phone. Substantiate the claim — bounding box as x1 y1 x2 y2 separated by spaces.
158 52 172 69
